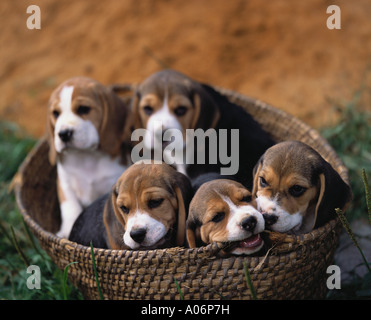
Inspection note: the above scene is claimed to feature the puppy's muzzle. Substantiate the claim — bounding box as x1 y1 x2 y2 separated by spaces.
58 129 74 143
130 228 147 244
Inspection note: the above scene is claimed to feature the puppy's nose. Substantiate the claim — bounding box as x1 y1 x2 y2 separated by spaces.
130 228 147 244
241 216 257 231
58 129 73 142
263 213 278 226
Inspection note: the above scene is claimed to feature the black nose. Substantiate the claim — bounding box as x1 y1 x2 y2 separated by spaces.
263 213 278 226
130 228 147 244
241 216 257 231
58 129 73 142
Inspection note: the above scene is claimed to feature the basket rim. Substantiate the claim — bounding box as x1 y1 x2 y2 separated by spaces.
14 86 347 258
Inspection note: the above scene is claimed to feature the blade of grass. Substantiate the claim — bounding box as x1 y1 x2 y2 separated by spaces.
336 208 371 273
20 216 53 273
4 255 18 272
90 241 104 300
20 213 47 261
211 290 227 300
361 169 371 224
173 277 184 300
10 225 30 267
0 218 12 244
243 261 257 300
63 262 78 300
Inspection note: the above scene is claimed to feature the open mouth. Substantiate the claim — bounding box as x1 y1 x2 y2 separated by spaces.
221 234 264 255
239 234 263 248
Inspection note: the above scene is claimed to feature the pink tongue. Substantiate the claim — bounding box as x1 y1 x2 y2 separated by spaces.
240 234 262 248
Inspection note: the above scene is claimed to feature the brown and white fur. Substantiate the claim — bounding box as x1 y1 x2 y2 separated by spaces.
132 69 275 188
186 179 265 256
69 162 193 250
46 76 132 238
252 141 352 234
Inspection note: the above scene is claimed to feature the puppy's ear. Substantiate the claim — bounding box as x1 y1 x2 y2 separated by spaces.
186 218 198 248
190 93 202 129
174 187 187 246
98 85 132 159
103 185 126 249
172 172 193 246
252 156 264 196
131 89 144 130
46 101 57 166
191 85 220 130
312 162 352 230
186 211 203 248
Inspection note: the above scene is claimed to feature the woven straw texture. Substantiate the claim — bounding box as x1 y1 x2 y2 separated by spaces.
15 86 349 300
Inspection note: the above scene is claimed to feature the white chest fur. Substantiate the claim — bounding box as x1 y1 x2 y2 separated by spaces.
58 149 126 208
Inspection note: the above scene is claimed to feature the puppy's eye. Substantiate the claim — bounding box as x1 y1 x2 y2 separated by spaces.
52 110 60 119
289 185 307 197
211 212 225 223
148 198 164 209
143 105 154 116
260 177 268 188
120 205 129 214
77 105 91 115
174 106 187 117
241 195 252 203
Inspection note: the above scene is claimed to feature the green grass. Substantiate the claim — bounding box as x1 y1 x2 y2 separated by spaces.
90 241 104 300
243 262 257 300
173 278 184 300
321 89 371 221
0 121 82 300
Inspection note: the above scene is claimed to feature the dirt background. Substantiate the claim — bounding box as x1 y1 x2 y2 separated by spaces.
1 0 371 138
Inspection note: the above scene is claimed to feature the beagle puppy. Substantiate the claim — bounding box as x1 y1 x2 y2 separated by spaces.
186 179 265 256
132 69 275 187
46 76 132 238
252 141 352 234
69 162 193 250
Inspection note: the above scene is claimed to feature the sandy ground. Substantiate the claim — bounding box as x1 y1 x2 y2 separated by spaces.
1 0 371 138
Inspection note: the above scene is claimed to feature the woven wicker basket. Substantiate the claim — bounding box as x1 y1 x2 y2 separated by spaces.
15 86 349 300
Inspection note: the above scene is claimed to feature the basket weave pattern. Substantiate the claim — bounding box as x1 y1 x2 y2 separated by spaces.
15 87 348 300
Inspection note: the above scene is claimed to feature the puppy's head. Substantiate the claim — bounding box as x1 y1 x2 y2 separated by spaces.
132 69 220 150
103 162 192 250
187 179 265 256
46 76 132 165
252 141 352 234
